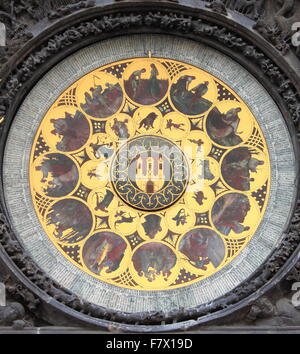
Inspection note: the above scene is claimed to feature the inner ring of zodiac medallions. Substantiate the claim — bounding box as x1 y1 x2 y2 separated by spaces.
29 57 271 291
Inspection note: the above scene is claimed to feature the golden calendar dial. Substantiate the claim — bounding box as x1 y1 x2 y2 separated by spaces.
29 58 271 290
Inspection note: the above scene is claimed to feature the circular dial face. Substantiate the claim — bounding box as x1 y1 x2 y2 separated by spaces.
29 57 271 291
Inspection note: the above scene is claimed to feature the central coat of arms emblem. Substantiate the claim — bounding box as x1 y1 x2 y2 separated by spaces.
111 135 189 211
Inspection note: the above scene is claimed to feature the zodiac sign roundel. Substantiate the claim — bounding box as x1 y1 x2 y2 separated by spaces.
29 57 271 291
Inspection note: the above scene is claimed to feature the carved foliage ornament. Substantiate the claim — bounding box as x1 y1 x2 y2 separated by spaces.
1 1 300 67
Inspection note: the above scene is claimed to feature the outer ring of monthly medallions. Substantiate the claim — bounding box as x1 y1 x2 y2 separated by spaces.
203 100 255 150
31 152 81 200
79 230 132 281
218 145 270 193
128 239 180 290
121 58 170 108
176 225 227 277
209 190 262 240
42 196 96 247
41 105 93 154
168 68 218 118
76 70 125 120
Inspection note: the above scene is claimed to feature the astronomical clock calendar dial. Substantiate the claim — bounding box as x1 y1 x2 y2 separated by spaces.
29 57 271 290
1 0 299 330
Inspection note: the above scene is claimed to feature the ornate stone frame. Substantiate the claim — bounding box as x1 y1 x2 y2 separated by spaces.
0 1 300 332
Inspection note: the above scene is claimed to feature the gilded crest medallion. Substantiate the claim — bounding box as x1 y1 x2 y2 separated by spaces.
111 135 189 211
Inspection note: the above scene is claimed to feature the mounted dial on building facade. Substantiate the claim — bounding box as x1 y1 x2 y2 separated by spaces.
25 56 271 291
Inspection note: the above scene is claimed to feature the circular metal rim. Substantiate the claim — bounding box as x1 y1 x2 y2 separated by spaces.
0 3 300 332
